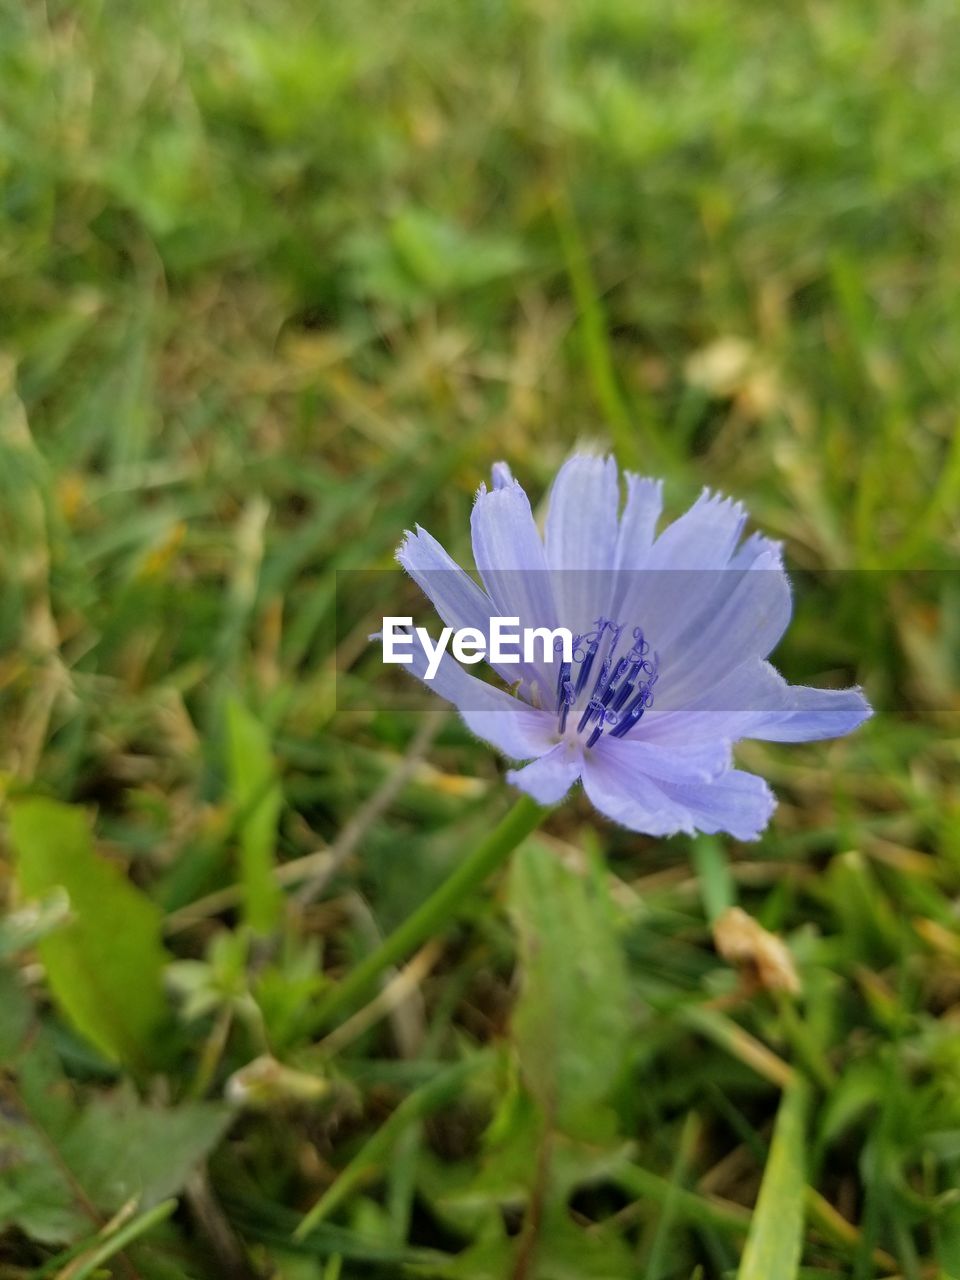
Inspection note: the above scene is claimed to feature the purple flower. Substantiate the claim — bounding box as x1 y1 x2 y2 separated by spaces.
396 455 872 840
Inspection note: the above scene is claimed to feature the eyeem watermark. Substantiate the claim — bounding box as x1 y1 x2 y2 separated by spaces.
382 616 573 680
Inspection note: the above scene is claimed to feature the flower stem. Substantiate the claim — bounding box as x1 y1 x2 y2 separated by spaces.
314 792 547 1029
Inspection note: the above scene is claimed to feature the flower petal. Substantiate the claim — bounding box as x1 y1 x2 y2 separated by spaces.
581 744 694 836
545 454 620 572
586 738 775 839
615 473 663 571
596 736 732 783
544 454 619 636
491 461 514 490
397 524 493 634
471 477 554 583
614 492 768 669
507 742 582 804
641 658 871 747
608 473 664 624
644 488 747 571
471 477 559 696
650 553 792 711
397 523 540 690
744 683 873 742
401 630 556 760
652 769 776 841
730 531 784 570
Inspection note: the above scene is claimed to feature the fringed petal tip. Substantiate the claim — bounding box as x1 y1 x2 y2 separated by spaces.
698 484 747 513
491 461 514 490
696 487 749 534
562 448 616 467
478 463 524 505
396 523 434 561
623 472 663 497
731 530 785 570
395 527 415 563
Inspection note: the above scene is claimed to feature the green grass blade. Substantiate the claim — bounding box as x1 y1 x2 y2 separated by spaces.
225 696 283 934
737 1078 811 1280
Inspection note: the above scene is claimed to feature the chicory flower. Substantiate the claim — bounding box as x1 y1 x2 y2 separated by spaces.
396 456 871 840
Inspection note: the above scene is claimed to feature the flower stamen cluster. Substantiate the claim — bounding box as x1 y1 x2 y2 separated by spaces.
555 620 659 747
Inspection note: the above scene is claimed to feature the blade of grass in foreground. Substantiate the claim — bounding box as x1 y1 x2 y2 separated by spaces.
737 1077 811 1280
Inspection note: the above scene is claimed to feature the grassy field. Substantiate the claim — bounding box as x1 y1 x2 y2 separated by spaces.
1 0 959 1276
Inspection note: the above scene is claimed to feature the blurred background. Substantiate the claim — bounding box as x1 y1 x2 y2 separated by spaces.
1 1 958 1277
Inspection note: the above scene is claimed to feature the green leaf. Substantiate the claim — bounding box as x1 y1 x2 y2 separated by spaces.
0 977 231 1246
0 1023 88 1244
507 842 633 1137
534 1206 638 1279
0 1085 231 1246
9 799 169 1071
60 1087 233 1216
738 1078 811 1280
225 696 283 933
389 208 526 294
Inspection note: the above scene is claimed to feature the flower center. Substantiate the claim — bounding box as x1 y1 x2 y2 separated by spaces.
554 618 659 749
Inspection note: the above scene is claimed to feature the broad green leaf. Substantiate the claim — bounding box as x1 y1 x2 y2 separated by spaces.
389 208 526 294
9 799 169 1070
0 1124 86 1243
0 1021 87 1244
0 1084 231 1245
0 974 231 1245
508 842 633 1137
225 696 283 933
61 1086 233 1215
0 1011 88 1243
738 1078 811 1280
534 1206 638 1279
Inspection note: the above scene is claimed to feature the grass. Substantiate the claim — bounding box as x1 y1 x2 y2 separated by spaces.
0 0 959 1276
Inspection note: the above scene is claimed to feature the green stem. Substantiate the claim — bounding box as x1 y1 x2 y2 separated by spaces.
315 793 547 1028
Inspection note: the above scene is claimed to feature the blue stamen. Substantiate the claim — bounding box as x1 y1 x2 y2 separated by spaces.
609 681 656 738
555 660 571 715
610 680 635 712
555 616 659 748
577 696 604 733
574 635 601 696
